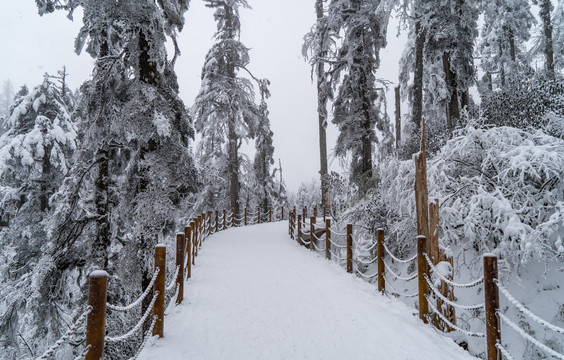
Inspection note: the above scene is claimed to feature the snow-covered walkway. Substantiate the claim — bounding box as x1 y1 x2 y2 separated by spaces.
138 222 476 360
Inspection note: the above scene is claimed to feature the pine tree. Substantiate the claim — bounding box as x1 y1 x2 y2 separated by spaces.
0 75 77 359
253 82 277 215
193 0 268 220
326 0 394 195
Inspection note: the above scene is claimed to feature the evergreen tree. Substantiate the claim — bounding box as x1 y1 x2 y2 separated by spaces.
193 0 267 220
253 83 277 215
0 75 77 359
326 0 394 195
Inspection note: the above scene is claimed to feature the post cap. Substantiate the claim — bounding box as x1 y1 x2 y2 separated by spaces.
416 235 426 240
156 244 167 248
483 253 498 259
89 270 109 278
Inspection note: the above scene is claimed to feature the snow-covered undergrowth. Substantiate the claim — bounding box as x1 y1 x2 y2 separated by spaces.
339 124 564 358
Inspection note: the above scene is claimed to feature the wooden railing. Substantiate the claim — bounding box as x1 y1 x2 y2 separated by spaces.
38 206 286 360
287 206 564 360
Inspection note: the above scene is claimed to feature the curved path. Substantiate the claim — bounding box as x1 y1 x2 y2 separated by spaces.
138 222 476 360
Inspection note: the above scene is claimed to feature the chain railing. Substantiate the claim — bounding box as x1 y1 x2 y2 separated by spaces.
286 207 563 360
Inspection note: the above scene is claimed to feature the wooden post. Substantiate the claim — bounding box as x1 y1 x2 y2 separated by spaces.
310 216 315 251
85 270 108 360
281 206 284 221
346 224 353 273
438 248 456 332
197 216 202 248
231 208 234 227
153 245 166 337
201 213 206 241
258 207 261 224
193 218 199 260
215 210 219 233
269 207 272 222
185 226 192 279
297 215 302 246
176 233 185 304
244 207 247 226
325 219 331 260
314 205 318 218
428 199 440 264
417 235 429 323
484 254 501 360
191 221 196 265
377 229 385 293
223 210 227 230
207 211 212 236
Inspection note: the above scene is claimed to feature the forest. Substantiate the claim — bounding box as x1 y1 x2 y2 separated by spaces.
0 0 563 359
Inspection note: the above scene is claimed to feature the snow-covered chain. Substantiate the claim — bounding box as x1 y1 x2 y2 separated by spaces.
496 343 516 360
498 312 564 359
383 243 417 264
424 275 484 310
426 295 486 338
356 269 378 279
353 256 378 265
166 265 180 292
328 238 347 249
424 253 484 289
384 261 417 281
37 307 92 359
105 292 159 343
496 280 564 335
73 345 91 360
107 268 160 312
127 315 158 360
383 275 418 298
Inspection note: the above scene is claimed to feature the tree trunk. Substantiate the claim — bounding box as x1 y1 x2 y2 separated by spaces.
315 0 329 210
93 149 109 269
228 120 240 222
539 0 555 78
413 21 425 133
443 52 459 131
395 85 401 154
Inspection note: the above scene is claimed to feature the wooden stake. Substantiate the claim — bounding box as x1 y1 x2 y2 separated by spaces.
223 210 227 230
297 215 302 246
417 235 429 323
326 219 331 260
281 206 284 221
245 207 248 226
346 224 353 273
269 207 272 223
176 233 185 304
215 210 219 233
190 221 196 266
428 198 440 264
153 245 166 337
310 216 315 251
377 229 385 293
85 270 108 360
484 254 501 360
258 207 261 224
185 226 192 279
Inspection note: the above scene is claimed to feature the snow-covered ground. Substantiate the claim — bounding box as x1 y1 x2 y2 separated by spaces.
138 222 477 360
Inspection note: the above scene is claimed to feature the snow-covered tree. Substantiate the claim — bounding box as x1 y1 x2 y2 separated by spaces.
193 0 268 220
253 85 278 215
478 0 535 91
0 75 77 359
326 0 394 195
0 79 15 123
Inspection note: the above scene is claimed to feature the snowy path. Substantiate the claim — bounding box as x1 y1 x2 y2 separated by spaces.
138 222 477 360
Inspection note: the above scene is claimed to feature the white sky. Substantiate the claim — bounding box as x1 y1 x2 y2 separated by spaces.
0 0 406 192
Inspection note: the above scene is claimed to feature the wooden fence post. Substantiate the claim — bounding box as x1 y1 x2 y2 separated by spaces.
244 207 247 226
207 211 212 236
346 224 353 273
176 233 185 304
215 210 219 233
281 206 284 221
484 254 501 360
85 270 108 360
377 229 385 293
326 219 331 260
191 221 196 265
314 205 318 218
258 207 261 224
223 210 227 230
193 218 199 260
269 207 272 223
417 235 429 323
185 226 192 279
153 244 166 337
297 215 302 246
310 216 315 251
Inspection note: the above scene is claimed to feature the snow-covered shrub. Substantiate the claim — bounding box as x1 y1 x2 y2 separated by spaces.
380 124 564 268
